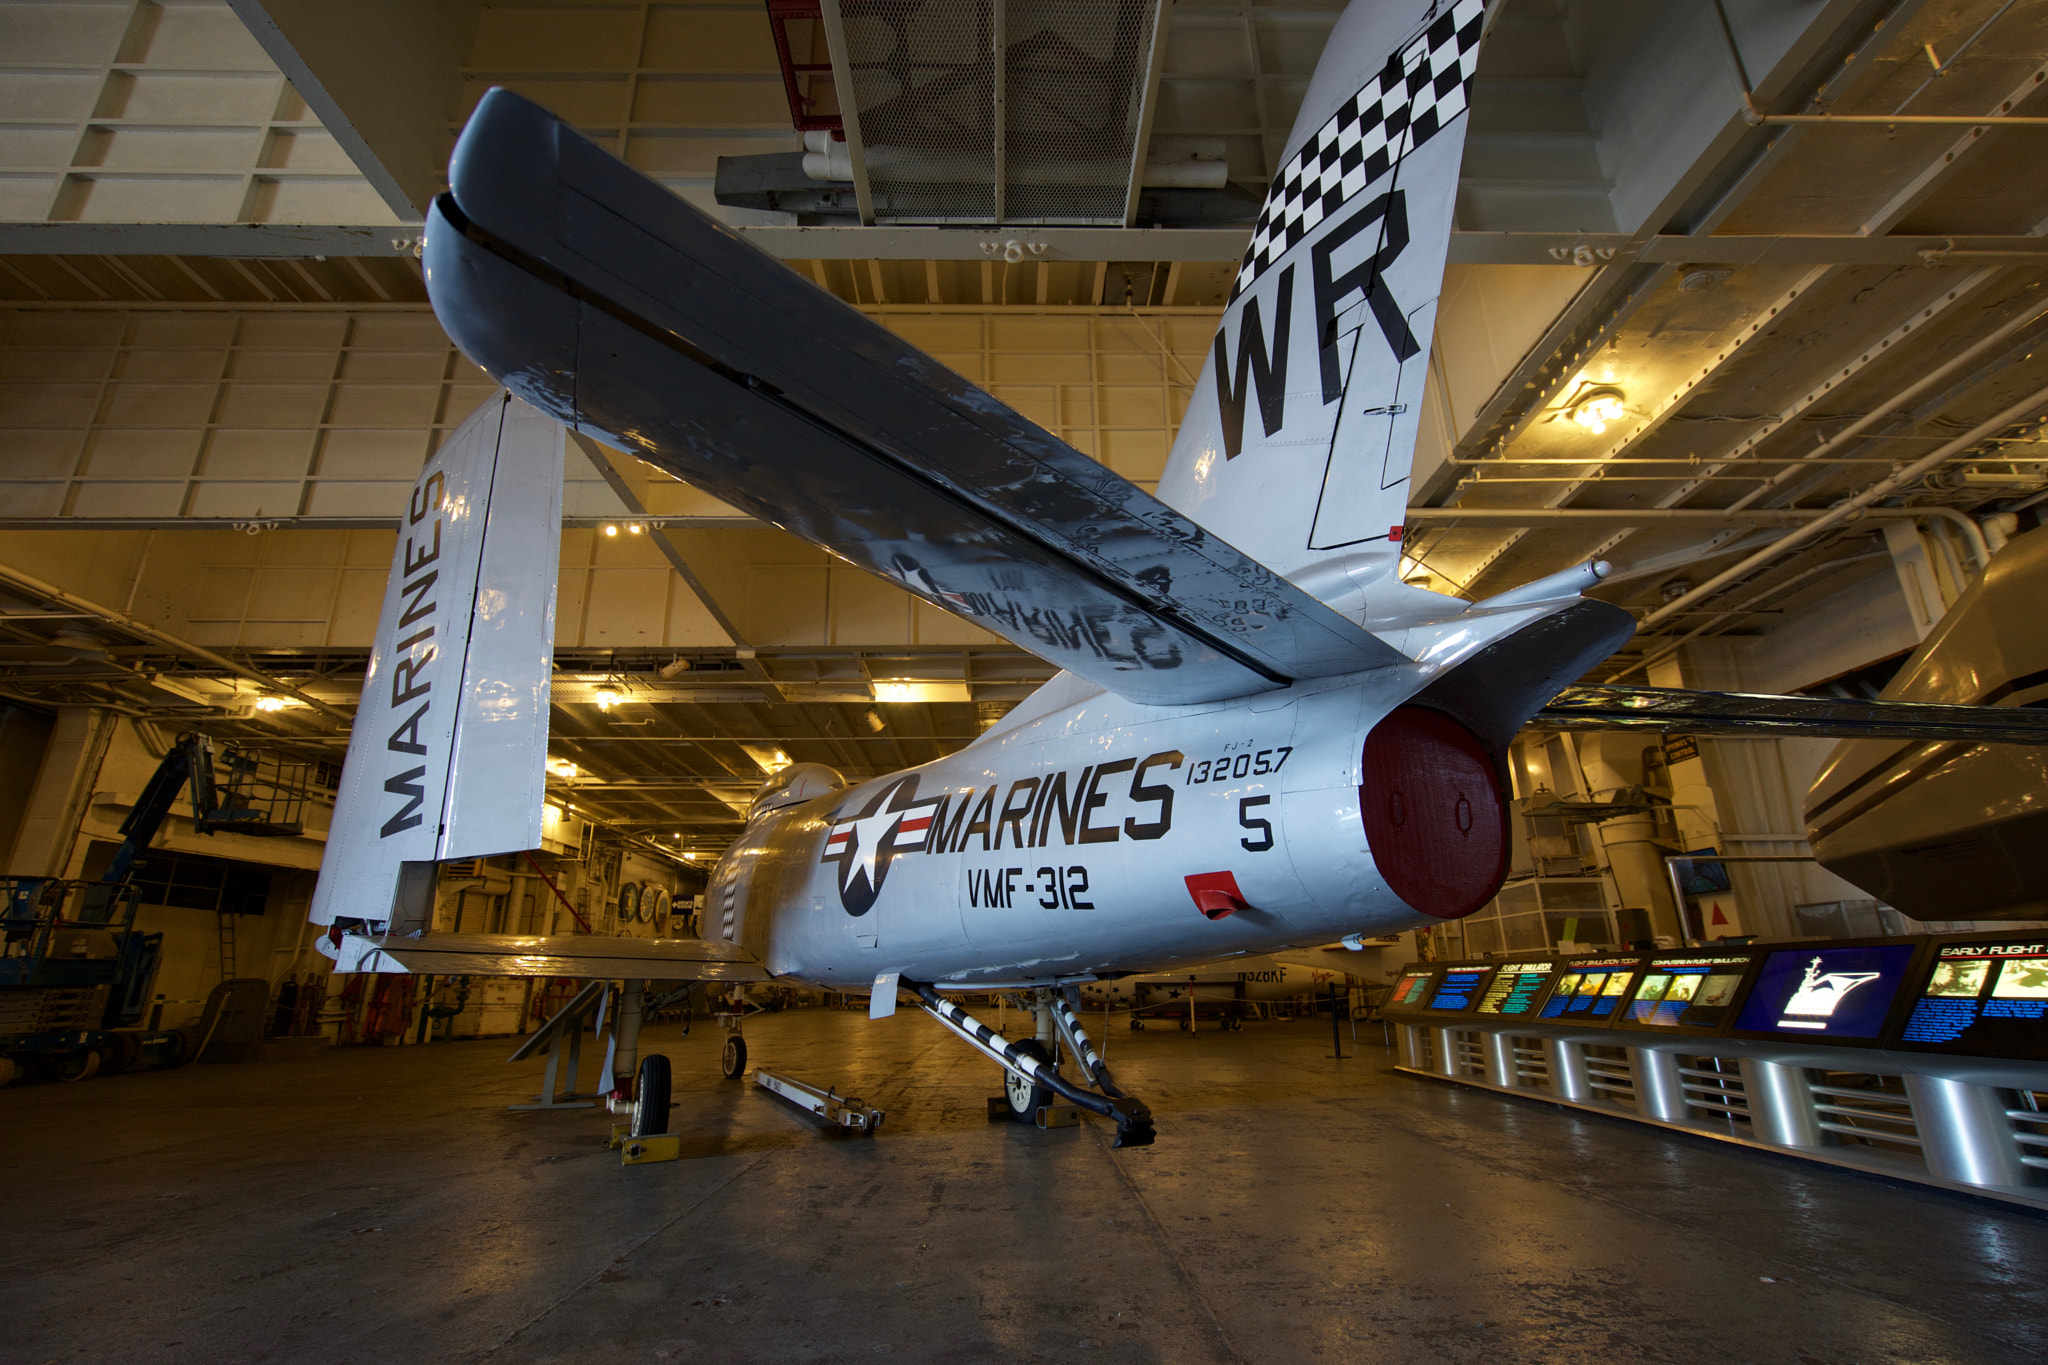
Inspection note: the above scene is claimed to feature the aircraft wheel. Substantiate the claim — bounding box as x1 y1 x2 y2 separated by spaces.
720 1033 748 1080
1226 1017 1243 1032
1129 1018 1143 1031
632 1054 671 1136
1178 1017 1191 1032
1003 1040 1054 1124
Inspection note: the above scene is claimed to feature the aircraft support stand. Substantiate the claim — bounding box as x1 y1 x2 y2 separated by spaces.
908 981 1155 1148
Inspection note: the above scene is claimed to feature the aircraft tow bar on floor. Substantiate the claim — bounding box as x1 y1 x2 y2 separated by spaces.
754 1068 885 1133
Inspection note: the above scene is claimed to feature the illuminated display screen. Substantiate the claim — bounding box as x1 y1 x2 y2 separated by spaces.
1536 958 1642 1022
1620 954 1754 1032
1475 962 1555 1018
1425 966 1494 1013
1385 970 1436 1013
1893 937 2048 1057
1730 943 1919 1042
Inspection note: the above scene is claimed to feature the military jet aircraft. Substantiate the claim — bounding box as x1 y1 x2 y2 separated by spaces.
310 0 2048 1147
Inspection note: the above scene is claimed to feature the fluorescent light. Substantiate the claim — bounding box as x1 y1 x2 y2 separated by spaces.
872 682 971 703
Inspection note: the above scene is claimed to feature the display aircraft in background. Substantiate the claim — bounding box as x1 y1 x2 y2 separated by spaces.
307 0 2048 1147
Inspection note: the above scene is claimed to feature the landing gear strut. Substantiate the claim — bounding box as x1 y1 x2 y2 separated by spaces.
908 981 1155 1148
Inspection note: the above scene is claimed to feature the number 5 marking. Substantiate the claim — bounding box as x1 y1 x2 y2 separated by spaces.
1239 795 1274 852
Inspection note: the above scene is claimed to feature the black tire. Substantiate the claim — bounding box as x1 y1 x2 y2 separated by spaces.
1003 1039 1055 1124
1129 1018 1144 1031
632 1054 671 1137
1178 1016 1191 1032
720 1033 748 1079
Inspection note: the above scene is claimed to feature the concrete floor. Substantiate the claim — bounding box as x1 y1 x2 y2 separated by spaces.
4 1007 2046 1365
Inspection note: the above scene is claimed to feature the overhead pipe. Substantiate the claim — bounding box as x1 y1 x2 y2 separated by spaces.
1639 382 2048 632
0 558 350 724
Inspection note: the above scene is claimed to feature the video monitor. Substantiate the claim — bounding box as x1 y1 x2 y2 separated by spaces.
1422 963 1496 1014
1615 952 1757 1034
1383 968 1438 1016
1891 935 2048 1058
1473 961 1558 1020
1727 940 1922 1046
1534 956 1645 1025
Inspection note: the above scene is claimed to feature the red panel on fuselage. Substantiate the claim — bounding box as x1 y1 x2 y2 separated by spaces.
1359 707 1506 919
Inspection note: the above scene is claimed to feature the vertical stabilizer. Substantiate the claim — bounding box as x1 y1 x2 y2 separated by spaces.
310 392 564 928
1155 0 1482 623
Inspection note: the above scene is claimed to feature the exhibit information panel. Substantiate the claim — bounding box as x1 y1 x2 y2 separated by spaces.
1537 957 1644 1024
1892 935 2048 1058
1620 952 1757 1033
1423 963 1496 1014
1728 940 1921 1046
1474 962 1556 1019
1385 968 1438 1016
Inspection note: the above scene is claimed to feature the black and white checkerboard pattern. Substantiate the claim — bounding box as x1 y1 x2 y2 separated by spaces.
1232 0 1484 299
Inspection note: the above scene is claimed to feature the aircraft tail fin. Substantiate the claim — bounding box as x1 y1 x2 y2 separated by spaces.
309 392 563 930
1156 0 1483 625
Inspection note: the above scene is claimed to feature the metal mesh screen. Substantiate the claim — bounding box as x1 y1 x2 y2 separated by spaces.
838 0 1159 225
1001 0 1155 224
842 0 998 223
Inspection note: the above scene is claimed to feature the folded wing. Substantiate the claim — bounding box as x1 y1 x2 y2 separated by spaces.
423 90 1406 707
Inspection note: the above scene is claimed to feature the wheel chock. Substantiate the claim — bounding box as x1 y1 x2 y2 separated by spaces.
987 1095 1012 1121
1035 1104 1081 1130
620 1132 681 1164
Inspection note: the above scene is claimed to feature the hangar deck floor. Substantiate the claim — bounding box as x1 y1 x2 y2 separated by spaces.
3 1006 2045 1365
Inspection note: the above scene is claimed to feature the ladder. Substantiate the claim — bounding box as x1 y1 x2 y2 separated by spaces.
216 912 237 980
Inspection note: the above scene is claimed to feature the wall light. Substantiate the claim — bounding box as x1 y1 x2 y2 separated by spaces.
1569 387 1627 437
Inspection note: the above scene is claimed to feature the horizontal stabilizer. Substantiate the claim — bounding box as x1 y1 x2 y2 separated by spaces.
425 90 1406 705
1536 686 2048 745
326 931 771 980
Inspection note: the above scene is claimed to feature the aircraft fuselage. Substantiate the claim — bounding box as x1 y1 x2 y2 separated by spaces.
719 664 1502 990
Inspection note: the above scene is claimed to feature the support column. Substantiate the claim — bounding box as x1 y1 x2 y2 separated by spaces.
5 705 117 878
1483 1029 1517 1088
1904 1073 2031 1190
1546 1038 1591 1101
1433 1027 1460 1077
1631 1047 1688 1123
1741 1058 1826 1148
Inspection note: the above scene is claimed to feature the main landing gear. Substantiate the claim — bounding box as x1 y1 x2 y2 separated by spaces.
908 981 1156 1148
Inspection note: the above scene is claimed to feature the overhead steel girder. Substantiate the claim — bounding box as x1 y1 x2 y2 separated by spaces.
1535 686 2048 746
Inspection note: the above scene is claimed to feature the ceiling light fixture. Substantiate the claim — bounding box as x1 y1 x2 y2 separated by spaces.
1569 387 1627 437
254 695 291 712
603 523 619 537
627 523 644 534
595 684 623 711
